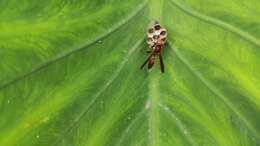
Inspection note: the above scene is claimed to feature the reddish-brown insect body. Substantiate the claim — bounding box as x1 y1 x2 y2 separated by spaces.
140 21 167 73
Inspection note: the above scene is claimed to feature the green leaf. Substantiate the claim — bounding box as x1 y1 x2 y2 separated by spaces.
0 0 259 146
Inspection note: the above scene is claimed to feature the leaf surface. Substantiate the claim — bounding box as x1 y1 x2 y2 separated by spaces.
0 0 259 146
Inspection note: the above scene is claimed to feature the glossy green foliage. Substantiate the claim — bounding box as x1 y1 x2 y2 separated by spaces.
0 0 259 146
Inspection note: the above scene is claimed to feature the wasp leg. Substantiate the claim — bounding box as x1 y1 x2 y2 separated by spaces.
158 52 164 73
140 52 155 69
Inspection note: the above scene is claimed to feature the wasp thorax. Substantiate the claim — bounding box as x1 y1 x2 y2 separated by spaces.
146 22 167 48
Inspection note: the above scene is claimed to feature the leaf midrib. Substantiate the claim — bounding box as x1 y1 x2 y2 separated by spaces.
147 0 165 145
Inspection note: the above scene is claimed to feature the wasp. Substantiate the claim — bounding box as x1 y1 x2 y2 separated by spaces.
140 21 167 73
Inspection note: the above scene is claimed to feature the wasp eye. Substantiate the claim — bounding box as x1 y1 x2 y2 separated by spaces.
148 28 154 33
154 24 161 30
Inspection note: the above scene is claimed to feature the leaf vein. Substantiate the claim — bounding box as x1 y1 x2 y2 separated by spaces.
158 103 197 146
169 43 260 140
0 0 148 90
168 0 260 48
52 39 143 146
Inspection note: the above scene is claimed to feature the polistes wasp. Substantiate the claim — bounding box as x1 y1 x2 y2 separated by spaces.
140 21 167 73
